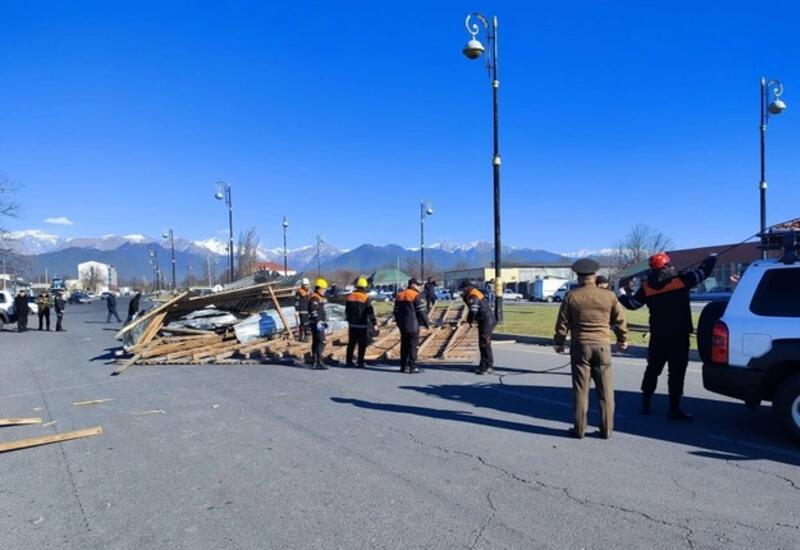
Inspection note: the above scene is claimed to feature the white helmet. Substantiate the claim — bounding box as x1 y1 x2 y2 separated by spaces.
301 278 310 286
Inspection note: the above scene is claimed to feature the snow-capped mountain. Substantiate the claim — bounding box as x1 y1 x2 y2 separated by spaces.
0 229 62 255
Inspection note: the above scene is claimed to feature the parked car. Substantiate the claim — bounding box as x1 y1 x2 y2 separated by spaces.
532 277 569 302
435 289 453 301
367 289 391 302
27 296 39 316
502 290 524 302
699 231 800 443
69 292 92 304
552 282 579 302
0 290 17 330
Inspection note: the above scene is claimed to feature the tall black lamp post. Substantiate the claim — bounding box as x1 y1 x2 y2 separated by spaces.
420 201 433 281
162 228 176 291
759 77 786 259
282 216 289 277
214 181 235 282
462 12 503 322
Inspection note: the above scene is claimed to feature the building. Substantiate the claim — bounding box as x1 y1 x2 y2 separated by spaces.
77 261 118 293
254 261 297 277
369 268 412 293
443 261 614 298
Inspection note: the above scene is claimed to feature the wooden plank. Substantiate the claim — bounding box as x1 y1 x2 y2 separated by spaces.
0 418 43 426
158 326 218 336
442 323 469 359
138 311 168 348
268 286 295 342
0 426 103 454
73 398 114 406
112 353 142 375
116 291 189 338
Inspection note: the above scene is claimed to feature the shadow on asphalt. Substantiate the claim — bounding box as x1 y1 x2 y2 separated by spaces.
332 384 800 466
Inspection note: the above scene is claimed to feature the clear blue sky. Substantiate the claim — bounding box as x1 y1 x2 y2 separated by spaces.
1 1 798 252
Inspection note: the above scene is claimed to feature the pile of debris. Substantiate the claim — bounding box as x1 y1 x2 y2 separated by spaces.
110 281 477 375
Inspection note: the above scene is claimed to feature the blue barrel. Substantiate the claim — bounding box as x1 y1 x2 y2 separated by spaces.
259 313 278 336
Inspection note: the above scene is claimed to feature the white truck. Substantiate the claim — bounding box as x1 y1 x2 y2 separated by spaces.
0 290 18 330
699 228 800 443
532 277 569 302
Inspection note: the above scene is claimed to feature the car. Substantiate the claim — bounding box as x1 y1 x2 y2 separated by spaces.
0 290 17 330
501 290 524 302
435 289 453 301
367 289 391 302
699 229 800 443
551 282 579 302
69 292 92 305
26 296 39 316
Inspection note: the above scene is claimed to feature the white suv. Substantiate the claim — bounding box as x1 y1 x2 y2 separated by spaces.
700 231 800 442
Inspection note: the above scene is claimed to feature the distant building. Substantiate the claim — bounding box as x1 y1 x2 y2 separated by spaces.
369 268 412 293
254 261 297 277
443 261 614 298
77 261 118 293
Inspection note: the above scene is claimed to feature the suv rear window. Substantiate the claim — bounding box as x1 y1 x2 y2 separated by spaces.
750 267 800 317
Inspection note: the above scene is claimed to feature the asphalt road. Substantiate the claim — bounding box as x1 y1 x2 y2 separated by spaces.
0 301 798 549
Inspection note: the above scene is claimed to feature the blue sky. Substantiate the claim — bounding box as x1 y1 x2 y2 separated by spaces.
0 1 798 253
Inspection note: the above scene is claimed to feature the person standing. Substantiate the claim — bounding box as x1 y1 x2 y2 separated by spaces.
423 277 437 312
106 293 122 323
459 280 497 374
554 259 628 439
54 291 66 332
126 291 142 323
308 278 329 370
37 291 52 331
393 278 430 374
13 289 30 332
620 252 717 420
294 278 311 341
345 277 377 368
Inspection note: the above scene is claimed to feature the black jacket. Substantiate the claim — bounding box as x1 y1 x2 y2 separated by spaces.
55 296 66 314
308 291 327 323
345 289 376 329
128 293 141 316
106 294 117 311
621 255 716 335
13 295 29 316
393 288 430 333
295 288 310 316
423 281 437 300
464 288 496 327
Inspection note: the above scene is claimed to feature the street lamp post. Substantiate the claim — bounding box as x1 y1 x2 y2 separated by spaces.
163 228 176 291
759 77 786 259
214 181 235 282
420 201 434 281
282 216 289 278
316 234 325 278
462 12 503 322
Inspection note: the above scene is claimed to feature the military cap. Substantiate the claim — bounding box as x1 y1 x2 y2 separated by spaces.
571 258 600 276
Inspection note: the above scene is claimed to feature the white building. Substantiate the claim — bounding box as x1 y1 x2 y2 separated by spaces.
77 261 118 293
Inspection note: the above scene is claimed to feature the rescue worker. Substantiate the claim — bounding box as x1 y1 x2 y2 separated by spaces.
620 252 717 420
554 259 628 439
13 289 29 332
126 291 142 323
423 277 437 312
54 291 66 332
294 278 311 341
308 278 329 369
345 277 377 367
37 291 51 331
106 292 122 323
459 280 497 374
393 278 430 373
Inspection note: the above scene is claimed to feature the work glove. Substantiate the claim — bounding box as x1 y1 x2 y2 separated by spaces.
316 321 328 332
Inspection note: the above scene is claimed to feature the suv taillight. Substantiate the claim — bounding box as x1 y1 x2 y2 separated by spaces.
711 321 729 364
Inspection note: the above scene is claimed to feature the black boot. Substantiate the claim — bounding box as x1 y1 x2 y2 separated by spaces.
668 395 692 421
641 393 652 415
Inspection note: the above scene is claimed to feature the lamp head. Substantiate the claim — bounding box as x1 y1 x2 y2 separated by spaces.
462 39 484 60
162 232 169 239
283 218 289 228
768 98 787 115
214 191 224 200
426 207 434 216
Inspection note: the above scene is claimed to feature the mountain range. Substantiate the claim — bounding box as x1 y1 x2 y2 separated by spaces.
1 230 572 283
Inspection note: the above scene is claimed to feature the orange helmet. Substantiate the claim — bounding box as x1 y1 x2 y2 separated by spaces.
649 252 671 270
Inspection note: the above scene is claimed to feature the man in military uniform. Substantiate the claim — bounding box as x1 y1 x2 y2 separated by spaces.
459 280 497 374
37 291 51 331
393 278 430 373
554 259 628 439
308 278 329 369
620 252 717 420
295 278 311 341
345 277 377 367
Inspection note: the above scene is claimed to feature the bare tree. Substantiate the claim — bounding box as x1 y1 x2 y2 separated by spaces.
0 174 21 274
235 227 260 279
613 223 674 272
81 266 101 293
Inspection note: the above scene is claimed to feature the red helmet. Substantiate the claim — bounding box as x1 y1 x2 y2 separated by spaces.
649 252 671 270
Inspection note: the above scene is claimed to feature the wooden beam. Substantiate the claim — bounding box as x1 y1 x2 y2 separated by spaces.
0 418 43 426
0 426 103 454
268 286 295 342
